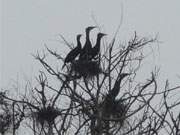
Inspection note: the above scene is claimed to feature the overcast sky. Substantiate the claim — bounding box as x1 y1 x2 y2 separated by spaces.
1 0 180 89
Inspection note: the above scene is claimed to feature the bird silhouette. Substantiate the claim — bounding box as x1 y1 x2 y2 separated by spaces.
62 34 82 69
109 73 130 99
102 73 130 129
79 26 96 60
90 33 106 60
104 73 130 112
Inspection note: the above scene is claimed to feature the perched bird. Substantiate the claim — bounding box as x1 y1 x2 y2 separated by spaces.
79 26 96 60
109 73 130 99
62 34 82 69
103 73 130 111
103 73 130 129
90 33 107 60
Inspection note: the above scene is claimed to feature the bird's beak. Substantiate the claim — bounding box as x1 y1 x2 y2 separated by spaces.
90 26 97 29
77 34 82 37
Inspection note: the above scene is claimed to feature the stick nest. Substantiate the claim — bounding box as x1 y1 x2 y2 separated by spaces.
33 106 60 126
111 99 128 123
102 98 128 127
70 60 102 78
0 113 12 134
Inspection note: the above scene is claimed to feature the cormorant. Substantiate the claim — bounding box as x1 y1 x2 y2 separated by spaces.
90 33 106 60
79 26 96 60
102 73 129 129
62 34 82 69
104 73 130 112
109 73 130 99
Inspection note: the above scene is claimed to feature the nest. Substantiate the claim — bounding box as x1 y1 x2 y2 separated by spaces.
70 60 102 79
0 113 12 134
111 99 128 124
103 98 128 127
33 106 60 126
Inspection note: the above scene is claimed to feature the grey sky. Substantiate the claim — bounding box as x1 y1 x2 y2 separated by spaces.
1 0 180 88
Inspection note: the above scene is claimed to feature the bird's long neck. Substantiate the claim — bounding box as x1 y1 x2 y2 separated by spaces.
95 36 102 48
86 31 90 43
77 38 81 48
110 74 128 99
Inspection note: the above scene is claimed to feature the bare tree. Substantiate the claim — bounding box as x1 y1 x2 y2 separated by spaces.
1 30 180 135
